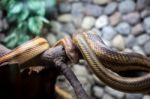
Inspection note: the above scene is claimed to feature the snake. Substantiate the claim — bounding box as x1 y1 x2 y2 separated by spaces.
1 31 150 93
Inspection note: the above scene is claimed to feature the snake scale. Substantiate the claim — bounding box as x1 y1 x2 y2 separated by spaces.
1 31 150 93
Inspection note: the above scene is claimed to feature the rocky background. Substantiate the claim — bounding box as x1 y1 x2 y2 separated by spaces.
54 0 150 99
1 0 150 99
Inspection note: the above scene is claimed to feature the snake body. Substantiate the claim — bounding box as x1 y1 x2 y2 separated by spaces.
0 37 49 64
1 32 150 93
78 32 150 72
73 31 150 93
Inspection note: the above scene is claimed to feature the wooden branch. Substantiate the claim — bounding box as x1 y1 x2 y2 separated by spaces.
0 44 89 99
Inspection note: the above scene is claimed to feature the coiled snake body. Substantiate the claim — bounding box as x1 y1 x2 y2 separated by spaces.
1 31 150 93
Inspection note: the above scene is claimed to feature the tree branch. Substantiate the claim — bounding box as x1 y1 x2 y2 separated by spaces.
0 44 89 99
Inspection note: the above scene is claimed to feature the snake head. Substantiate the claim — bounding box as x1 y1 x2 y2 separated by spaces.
54 35 80 64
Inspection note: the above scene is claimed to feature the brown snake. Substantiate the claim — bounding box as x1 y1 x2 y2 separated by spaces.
1 31 150 93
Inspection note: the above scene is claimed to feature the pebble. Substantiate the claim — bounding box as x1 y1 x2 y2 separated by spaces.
46 33 57 45
72 64 89 77
93 0 111 5
56 32 68 40
71 3 84 15
136 0 150 11
95 15 109 29
104 2 117 15
144 41 150 55
91 28 103 37
141 8 150 18
143 95 150 99
136 34 150 45
118 0 136 14
58 2 71 13
62 23 76 34
67 0 79 2
112 35 125 50
122 12 140 25
105 87 125 99
115 22 131 36
85 4 103 17
80 0 92 3
109 12 122 26
132 45 145 55
92 85 104 98
143 17 150 34
81 16 96 30
101 26 117 41
0 33 5 42
57 14 72 23
125 93 143 99
131 24 144 36
72 14 84 28
125 35 136 48
102 94 114 99
51 21 62 34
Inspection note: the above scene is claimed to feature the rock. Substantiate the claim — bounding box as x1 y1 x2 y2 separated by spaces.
125 35 136 48
115 22 131 36
136 34 150 45
124 48 133 53
71 3 84 15
105 87 125 99
62 23 76 34
136 0 150 11
80 0 92 3
143 95 150 99
72 64 88 77
102 94 114 99
58 2 71 13
92 85 104 98
101 26 117 41
125 93 143 99
131 24 144 36
95 15 109 29
109 12 122 26
72 14 84 28
81 16 96 30
141 8 150 18
122 12 140 25
144 41 150 55
46 33 57 45
91 28 103 37
132 45 145 55
144 17 150 34
58 14 72 23
56 32 68 40
0 33 5 42
51 21 62 34
118 0 136 14
112 35 125 50
85 4 103 17
104 2 117 15
67 0 79 2
93 0 111 5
